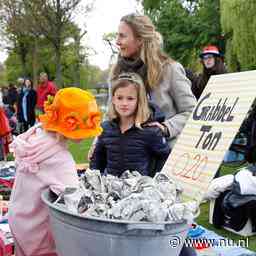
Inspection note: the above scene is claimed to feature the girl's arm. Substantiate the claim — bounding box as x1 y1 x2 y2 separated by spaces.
89 136 107 173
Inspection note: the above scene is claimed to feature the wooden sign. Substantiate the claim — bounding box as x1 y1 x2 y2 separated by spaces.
162 70 256 202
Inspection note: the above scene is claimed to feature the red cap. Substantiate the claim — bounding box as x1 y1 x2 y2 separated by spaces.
199 45 221 58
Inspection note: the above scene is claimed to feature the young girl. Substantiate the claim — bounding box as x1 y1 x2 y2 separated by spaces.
192 45 227 100
8 87 102 256
90 72 171 177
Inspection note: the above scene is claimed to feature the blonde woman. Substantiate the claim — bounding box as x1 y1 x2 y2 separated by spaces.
110 13 197 256
111 13 196 148
90 72 170 177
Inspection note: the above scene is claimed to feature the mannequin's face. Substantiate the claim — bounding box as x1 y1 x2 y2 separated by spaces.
202 54 215 69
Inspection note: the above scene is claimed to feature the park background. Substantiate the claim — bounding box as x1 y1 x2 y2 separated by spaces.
1 0 256 251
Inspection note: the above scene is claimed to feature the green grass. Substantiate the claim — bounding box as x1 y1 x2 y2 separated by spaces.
68 138 93 163
69 141 256 252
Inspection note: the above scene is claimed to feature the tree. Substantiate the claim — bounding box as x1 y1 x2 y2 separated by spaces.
4 35 95 88
142 0 222 71
0 63 7 85
103 32 118 67
22 0 93 86
5 51 24 83
5 38 55 84
220 0 256 71
103 32 118 56
0 0 32 76
67 23 87 86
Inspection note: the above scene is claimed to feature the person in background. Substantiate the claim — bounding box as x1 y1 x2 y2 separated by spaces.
36 72 57 113
3 105 17 135
90 72 171 177
17 77 25 92
0 91 8 160
17 78 37 133
0 87 3 108
0 105 12 161
7 83 18 108
1 86 17 135
1 87 9 105
192 45 227 100
185 68 196 85
8 87 102 256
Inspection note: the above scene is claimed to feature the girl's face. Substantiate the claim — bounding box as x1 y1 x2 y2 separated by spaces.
112 84 138 119
116 21 142 59
25 79 31 88
202 54 215 69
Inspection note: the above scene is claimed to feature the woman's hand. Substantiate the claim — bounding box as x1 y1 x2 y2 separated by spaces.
145 121 165 132
145 122 170 137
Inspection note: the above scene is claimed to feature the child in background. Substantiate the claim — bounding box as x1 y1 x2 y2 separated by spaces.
8 87 102 256
90 72 171 177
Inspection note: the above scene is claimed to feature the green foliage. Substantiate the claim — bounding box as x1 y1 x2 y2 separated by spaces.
5 52 24 83
68 138 93 163
5 38 55 82
0 64 7 85
163 3 192 63
142 0 161 11
220 0 256 71
81 64 105 89
143 0 222 71
3 36 105 88
0 0 95 86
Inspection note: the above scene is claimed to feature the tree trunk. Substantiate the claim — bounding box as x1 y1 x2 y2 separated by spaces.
55 0 62 87
19 42 28 77
55 46 62 87
32 38 39 87
74 37 80 86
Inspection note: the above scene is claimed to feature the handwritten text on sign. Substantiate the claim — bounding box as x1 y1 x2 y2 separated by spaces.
162 70 256 202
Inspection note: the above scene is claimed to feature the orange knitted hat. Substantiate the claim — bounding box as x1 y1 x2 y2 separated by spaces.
39 87 102 139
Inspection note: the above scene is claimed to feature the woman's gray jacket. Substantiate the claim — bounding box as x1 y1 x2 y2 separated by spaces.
150 62 196 147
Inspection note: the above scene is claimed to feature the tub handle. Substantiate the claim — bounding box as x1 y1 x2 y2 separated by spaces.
126 223 165 231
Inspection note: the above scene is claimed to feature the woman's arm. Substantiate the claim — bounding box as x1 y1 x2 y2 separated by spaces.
163 63 196 139
148 128 171 157
147 127 171 175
